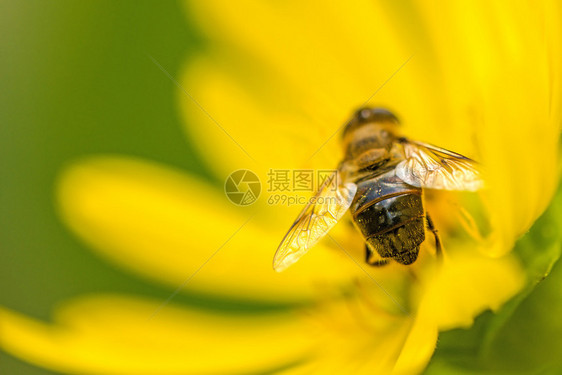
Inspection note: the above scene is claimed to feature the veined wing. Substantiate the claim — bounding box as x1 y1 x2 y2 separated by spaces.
395 139 483 191
273 170 357 272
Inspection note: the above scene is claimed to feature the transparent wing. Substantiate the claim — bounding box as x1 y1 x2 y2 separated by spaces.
273 170 357 272
395 139 483 191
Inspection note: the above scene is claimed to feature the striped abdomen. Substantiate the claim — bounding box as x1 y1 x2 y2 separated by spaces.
350 171 425 265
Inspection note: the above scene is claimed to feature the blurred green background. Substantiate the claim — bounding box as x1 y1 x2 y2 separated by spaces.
2 2 562 374
1 1 212 373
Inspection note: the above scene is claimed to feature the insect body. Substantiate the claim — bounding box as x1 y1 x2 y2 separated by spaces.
273 107 482 272
351 169 424 266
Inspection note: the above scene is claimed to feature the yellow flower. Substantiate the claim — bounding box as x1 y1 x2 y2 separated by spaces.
1 1 560 374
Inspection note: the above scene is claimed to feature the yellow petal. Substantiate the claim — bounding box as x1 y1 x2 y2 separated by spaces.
0 295 318 374
411 0 562 253
270 299 437 375
393 310 438 375
415 248 526 331
1 294 439 375
178 56 329 176
56 156 356 303
179 1 443 176
184 1 407 115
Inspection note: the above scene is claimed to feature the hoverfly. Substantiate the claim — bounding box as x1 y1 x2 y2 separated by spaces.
273 107 483 272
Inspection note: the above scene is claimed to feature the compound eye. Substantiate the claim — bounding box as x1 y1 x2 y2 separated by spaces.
353 107 400 124
357 108 373 122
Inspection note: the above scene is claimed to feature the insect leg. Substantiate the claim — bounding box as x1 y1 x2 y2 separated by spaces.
426 213 442 257
370 259 390 267
365 244 390 267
